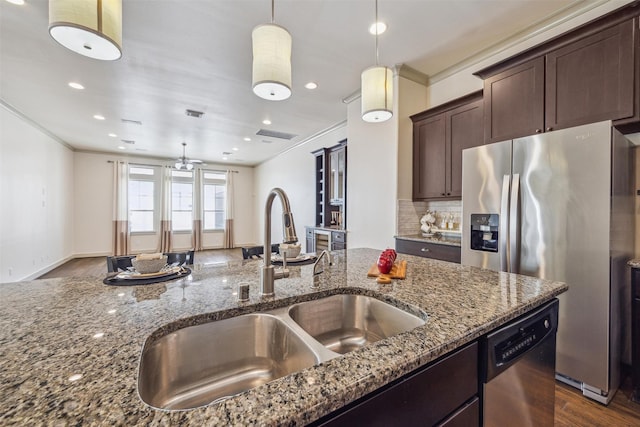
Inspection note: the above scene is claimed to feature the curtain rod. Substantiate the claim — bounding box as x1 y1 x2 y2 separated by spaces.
106 160 239 173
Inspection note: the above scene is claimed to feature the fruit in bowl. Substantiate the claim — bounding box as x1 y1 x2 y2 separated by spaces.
279 243 301 258
132 256 168 274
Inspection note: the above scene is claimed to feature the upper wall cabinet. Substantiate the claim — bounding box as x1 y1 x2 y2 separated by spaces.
478 15 638 143
412 92 483 201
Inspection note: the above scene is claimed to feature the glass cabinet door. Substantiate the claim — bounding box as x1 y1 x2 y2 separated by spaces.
329 150 338 202
337 149 345 200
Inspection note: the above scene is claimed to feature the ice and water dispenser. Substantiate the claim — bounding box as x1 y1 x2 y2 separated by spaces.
469 214 499 252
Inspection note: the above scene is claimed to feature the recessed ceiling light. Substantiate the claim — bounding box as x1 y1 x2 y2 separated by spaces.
108 133 117 138
233 147 239 151
262 119 271 125
117 146 125 150
243 137 251 142
369 22 387 35
68 82 84 90
222 156 228 161
5 0 25 5
305 82 318 90
93 114 105 120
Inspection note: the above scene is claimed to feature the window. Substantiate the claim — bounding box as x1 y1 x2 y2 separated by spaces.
172 170 193 231
128 166 157 232
203 172 226 230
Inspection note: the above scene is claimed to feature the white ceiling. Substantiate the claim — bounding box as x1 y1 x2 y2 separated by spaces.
1 0 611 166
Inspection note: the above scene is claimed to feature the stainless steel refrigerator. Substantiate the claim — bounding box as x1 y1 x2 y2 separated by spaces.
461 121 634 404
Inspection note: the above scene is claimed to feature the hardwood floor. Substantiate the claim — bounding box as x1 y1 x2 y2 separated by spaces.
36 250 640 426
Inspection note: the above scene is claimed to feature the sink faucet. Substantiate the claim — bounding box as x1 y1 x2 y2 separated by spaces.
313 250 333 276
261 188 298 296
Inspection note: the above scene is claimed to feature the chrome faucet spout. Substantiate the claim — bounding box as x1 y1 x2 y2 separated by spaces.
313 250 332 276
261 188 298 296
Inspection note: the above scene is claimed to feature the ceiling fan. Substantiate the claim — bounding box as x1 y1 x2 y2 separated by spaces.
174 142 203 170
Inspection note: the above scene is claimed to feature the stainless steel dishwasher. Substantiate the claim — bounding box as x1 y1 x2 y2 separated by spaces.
481 298 559 426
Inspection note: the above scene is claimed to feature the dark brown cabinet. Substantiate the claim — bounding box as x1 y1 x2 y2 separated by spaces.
546 20 635 131
412 92 483 201
480 18 635 143
483 57 545 143
313 342 478 426
396 238 461 263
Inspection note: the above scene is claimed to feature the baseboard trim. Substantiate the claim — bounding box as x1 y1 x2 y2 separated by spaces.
22 255 75 281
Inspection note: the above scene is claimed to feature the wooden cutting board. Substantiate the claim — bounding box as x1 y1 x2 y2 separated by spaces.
367 260 407 279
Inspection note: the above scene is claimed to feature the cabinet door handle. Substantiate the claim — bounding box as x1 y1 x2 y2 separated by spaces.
535 129 542 133
446 193 451 196
441 193 446 196
546 127 553 132
421 248 430 252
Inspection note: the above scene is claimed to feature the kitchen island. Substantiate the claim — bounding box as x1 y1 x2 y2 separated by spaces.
0 248 567 426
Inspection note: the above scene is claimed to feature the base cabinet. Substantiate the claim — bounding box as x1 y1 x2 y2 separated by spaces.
312 342 478 427
632 268 640 400
396 239 461 263
306 227 347 253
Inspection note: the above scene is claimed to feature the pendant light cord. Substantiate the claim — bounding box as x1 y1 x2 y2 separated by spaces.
271 0 275 23
374 0 379 66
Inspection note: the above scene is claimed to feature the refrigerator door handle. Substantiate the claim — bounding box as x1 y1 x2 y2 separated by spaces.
500 175 510 272
509 174 521 274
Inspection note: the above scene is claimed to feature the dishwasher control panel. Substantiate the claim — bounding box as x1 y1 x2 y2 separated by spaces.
495 314 552 365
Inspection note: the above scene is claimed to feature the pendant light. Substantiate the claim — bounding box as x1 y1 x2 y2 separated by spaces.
361 0 393 122
252 0 292 101
49 0 122 61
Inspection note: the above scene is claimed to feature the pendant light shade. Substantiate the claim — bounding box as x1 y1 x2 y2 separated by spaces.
252 23 292 101
49 0 122 61
361 65 393 122
361 0 393 122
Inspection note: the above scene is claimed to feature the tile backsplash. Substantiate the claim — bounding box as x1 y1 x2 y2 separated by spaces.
397 199 462 235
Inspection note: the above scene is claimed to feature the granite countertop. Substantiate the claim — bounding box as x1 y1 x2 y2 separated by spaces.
395 233 462 247
628 259 640 268
0 248 566 426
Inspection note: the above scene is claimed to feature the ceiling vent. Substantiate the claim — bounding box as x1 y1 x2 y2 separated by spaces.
121 139 135 144
186 109 204 118
222 151 232 155
261 139 273 144
121 119 142 125
256 128 297 140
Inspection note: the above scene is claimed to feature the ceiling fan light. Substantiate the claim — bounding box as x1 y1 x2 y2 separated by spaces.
252 23 292 101
48 0 122 61
361 65 393 122
186 163 194 171
175 162 182 170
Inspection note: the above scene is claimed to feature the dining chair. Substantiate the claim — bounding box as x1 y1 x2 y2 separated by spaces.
106 255 135 273
241 244 280 260
164 250 195 266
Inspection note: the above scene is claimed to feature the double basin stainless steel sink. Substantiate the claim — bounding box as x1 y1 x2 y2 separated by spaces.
138 293 426 410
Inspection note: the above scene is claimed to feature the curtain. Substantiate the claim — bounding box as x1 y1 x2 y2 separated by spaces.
158 166 173 253
223 170 235 248
191 168 204 251
112 161 130 256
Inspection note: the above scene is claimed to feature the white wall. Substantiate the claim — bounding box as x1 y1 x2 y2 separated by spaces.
346 96 398 251
254 125 348 246
73 151 257 255
0 105 74 283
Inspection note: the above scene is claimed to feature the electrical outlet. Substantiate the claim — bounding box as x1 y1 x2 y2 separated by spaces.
8 268 12 277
